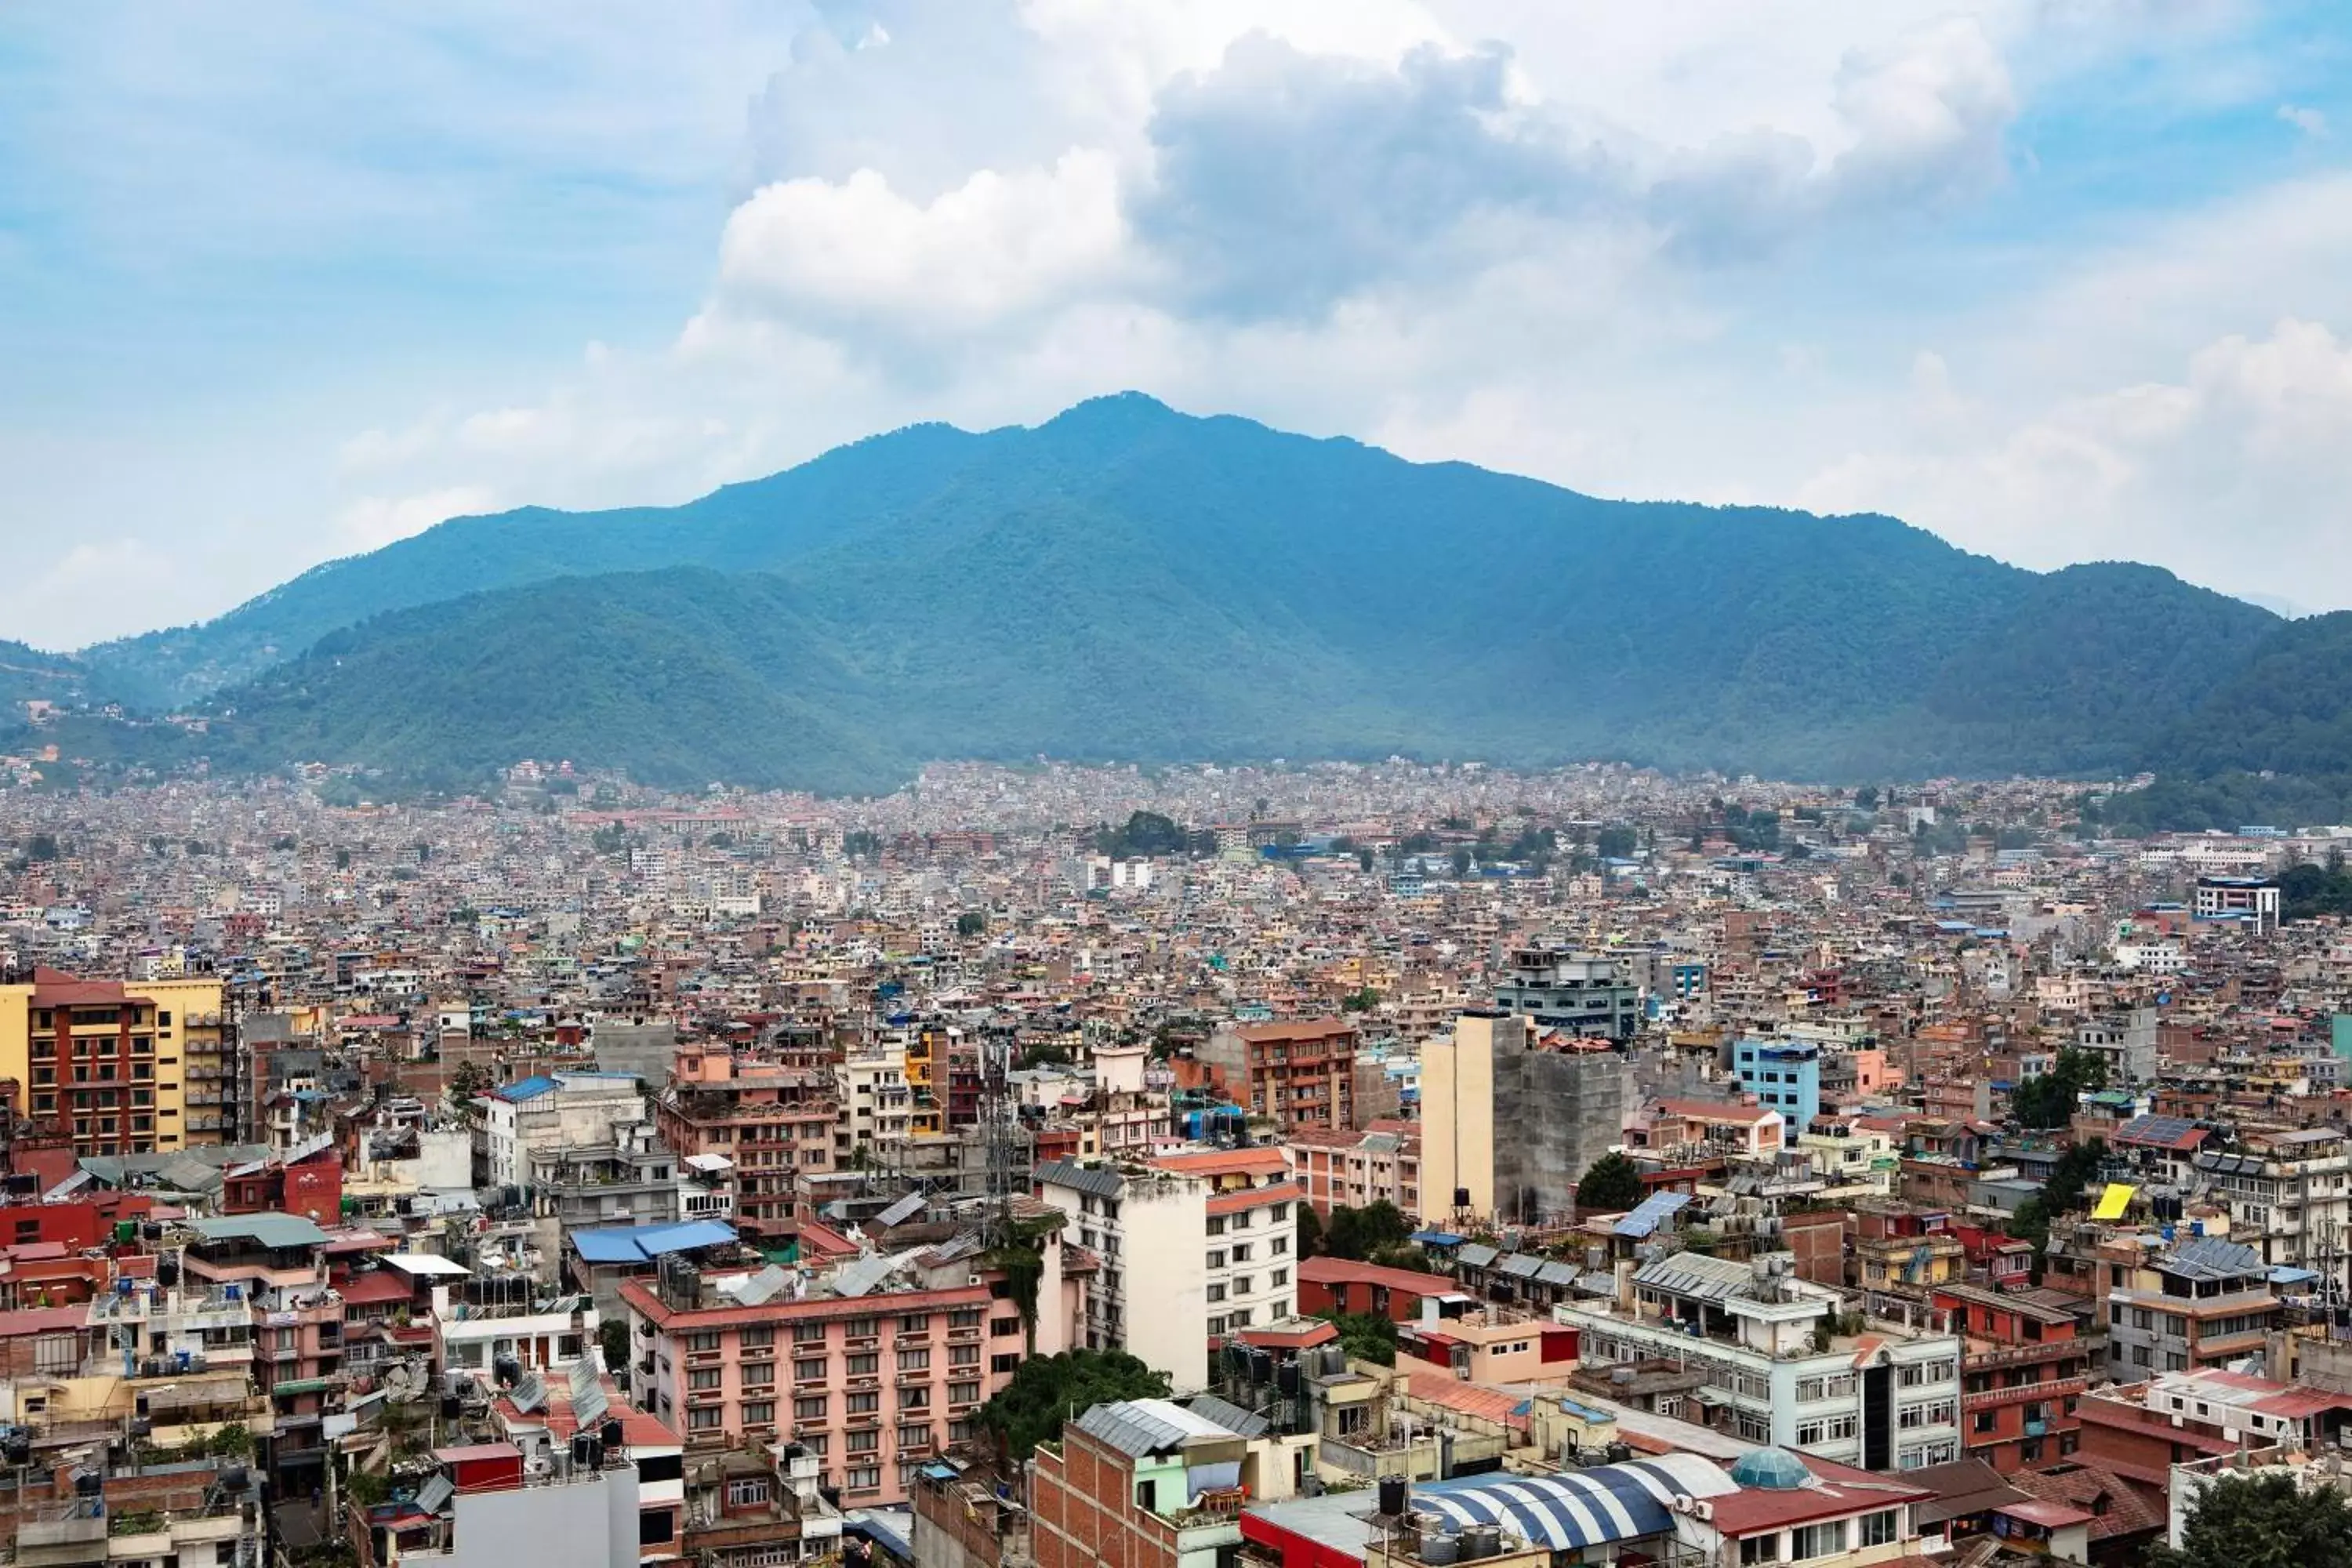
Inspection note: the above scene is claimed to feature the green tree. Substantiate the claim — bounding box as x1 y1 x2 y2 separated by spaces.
2150 1472 2352 1568
2011 1047 2108 1129
956 911 988 937
1340 987 1381 1012
1316 1311 1399 1367
1450 848 1472 879
1294 1202 1326 1259
1595 826 1637 860
447 1060 492 1106
599 1319 630 1378
1098 811 1187 858
1576 1151 1646 1212
1324 1200 1412 1261
976 1349 1170 1457
24 833 58 862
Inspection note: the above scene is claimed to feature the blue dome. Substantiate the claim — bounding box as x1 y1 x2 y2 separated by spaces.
1730 1447 1810 1490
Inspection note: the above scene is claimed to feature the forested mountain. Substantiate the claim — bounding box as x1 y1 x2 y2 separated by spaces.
14 393 2348 803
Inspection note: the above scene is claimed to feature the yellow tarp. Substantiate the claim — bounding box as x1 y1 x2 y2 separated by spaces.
2091 1182 2136 1221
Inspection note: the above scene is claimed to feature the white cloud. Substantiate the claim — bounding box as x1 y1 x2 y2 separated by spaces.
713 151 1133 336
335 486 499 552
2279 102 2328 137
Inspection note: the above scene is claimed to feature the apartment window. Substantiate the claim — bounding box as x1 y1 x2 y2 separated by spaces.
743 1400 776 1428
740 1327 776 1349
740 1360 775 1388
848 1392 880 1414
1791 1523 1846 1560
1859 1512 1899 1548
1207 1316 1227 1336
898 1313 931 1334
1207 1250 1226 1270
897 1423 932 1448
795 1359 828 1383
1271 1268 1289 1287
686 1330 722 1352
1207 1216 1227 1236
948 1307 983 1329
950 1344 980 1367
899 1386 930 1411
991 1354 1020 1374
846 1467 880 1494
1207 1283 1228 1303
992 1318 1021 1338
848 1429 880 1454
1734 1410 1772 1443
793 1322 828 1344
1272 1236 1289 1255
688 1407 724 1431
795 1397 829 1421
848 1354 878 1375
688 1367 723 1391
896 1348 930 1372
1740 1534 1781 1566
729 1479 771 1508
846 1317 878 1338
949 1381 979 1405
1231 1243 1253 1263
1233 1277 1254 1296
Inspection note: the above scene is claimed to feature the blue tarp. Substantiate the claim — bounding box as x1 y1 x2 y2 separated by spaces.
570 1219 739 1265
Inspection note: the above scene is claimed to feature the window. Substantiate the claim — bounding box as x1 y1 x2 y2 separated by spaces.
1795 1414 1857 1445
898 1423 932 1448
729 1478 771 1508
689 1367 723 1390
688 1407 724 1431
1860 1512 1899 1548
846 1467 881 1493
848 1354 879 1375
740 1327 776 1349
1207 1283 1227 1303
1272 1268 1289 1287
899 1385 931 1411
949 1381 979 1405
1272 1236 1289 1255
686 1330 722 1352
1740 1534 1782 1566
896 1348 931 1372
949 1307 983 1328
848 1429 880 1454
1233 1278 1253 1296
793 1322 828 1344
1791 1523 1846 1560
795 1359 827 1383
1207 1250 1226 1270
848 1391 880 1414
1207 1316 1226 1336
1734 1409 1773 1443
898 1313 931 1334
1231 1243 1253 1263
795 1397 829 1421
992 1317 1021 1338
1207 1216 1227 1236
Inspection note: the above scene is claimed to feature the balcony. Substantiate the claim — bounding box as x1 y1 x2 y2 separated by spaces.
1963 1376 2089 1413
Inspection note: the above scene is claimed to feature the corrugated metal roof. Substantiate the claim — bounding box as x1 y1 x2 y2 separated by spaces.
1613 1191 1693 1239
1184 1395 1270 1437
1033 1159 1124 1200
874 1192 927 1227
1455 1243 1500 1268
1411 1454 1740 1552
1073 1398 1234 1457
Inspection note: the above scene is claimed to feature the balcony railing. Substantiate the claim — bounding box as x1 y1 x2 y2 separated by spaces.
1963 1375 2087 1412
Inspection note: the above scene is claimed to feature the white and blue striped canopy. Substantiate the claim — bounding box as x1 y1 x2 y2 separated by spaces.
1411 1454 1738 1552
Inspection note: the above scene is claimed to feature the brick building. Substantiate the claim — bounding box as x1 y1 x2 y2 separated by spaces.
1199 1019 1359 1131
1930 1283 2100 1473
654 1044 837 1236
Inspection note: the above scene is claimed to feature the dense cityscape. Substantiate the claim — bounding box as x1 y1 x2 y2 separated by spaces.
0 757 2343 1568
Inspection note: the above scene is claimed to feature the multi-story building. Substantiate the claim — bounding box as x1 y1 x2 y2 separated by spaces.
1283 1122 1419 1218
2076 1367 2352 1486
1029 1397 1283 1568
2192 876 2280 932
351 1438 644 1568
654 1044 837 1237
1557 1250 1965 1471
2105 1236 2279 1383
1931 1282 2101 1473
177 1210 346 1497
837 1036 913 1156
481 1072 650 1190
620 1236 1071 1505
1493 949 1641 1040
1036 1146 1301 1392
1198 1018 1359 1131
2190 1127 2352 1268
1419 1012 1627 1227
1733 1038 1821 1135
0 968 218 1156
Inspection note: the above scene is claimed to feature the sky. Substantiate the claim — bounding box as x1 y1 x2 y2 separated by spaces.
5 0 2351 649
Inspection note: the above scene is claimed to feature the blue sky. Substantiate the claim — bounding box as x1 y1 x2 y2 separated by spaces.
5 0 2352 648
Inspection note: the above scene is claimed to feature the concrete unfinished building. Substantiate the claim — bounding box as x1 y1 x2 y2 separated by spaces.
1420 1011 1628 1228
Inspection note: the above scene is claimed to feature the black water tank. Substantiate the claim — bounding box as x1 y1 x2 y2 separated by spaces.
1276 1361 1301 1397
586 1438 604 1470
571 1432 593 1468
494 1355 522 1387
440 1396 462 1421
74 1472 101 1497
220 1467 250 1492
601 1419 625 1453
1378 1475 1408 1516
1248 1349 1272 1383
155 1259 180 1287
142 1222 164 1242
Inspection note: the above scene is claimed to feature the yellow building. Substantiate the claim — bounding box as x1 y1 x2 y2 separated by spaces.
0 968 224 1156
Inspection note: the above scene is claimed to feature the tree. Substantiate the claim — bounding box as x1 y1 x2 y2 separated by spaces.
1316 1311 1399 1367
956 911 988 937
1098 811 1186 858
1595 826 1637 860
1294 1203 1326 1259
1340 987 1380 1012
24 833 58 862
447 1060 493 1108
1450 848 1472 879
599 1319 631 1380
976 1349 1169 1457
1324 1200 1413 1261
2011 1047 2108 1129
2151 1472 2352 1568
1576 1152 1646 1213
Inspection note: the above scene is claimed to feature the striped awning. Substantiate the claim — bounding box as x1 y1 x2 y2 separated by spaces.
1412 1454 1738 1552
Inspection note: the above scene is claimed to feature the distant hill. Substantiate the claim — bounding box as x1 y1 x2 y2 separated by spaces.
20 393 2336 801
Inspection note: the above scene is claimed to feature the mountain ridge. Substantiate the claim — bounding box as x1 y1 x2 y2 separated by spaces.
14 393 2350 810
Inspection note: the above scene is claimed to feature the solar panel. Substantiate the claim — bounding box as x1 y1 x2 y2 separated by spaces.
414 1474 455 1515
875 1192 926 1227
511 1371 546 1414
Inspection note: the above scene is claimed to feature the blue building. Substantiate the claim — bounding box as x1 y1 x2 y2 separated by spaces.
1733 1037 1821 1135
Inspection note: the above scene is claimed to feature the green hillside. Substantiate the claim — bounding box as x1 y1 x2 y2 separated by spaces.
18 393 2336 801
